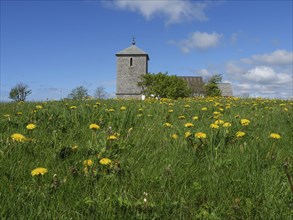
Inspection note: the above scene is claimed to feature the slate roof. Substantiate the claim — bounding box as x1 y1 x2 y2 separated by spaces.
116 45 149 60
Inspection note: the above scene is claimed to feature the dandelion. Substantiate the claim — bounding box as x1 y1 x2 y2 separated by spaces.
26 123 36 130
269 133 281 139
83 159 93 167
36 105 43 109
99 158 112 165
178 115 185 119
215 119 224 125
31 167 48 176
71 145 78 151
236 131 246 138
223 122 231 128
210 123 219 129
70 106 77 110
201 107 207 111
11 133 26 142
89 124 100 130
163 122 172 127
184 123 194 128
241 119 250 126
185 131 192 138
192 116 199 120
184 104 190 108
16 112 22 115
107 135 118 140
120 106 126 111
195 132 207 139
171 134 179 139
108 108 115 112
168 109 174 113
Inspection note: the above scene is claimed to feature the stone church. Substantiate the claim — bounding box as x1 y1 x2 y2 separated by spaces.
116 41 232 98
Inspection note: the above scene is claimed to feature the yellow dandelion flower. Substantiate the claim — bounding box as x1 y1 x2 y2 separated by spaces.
163 122 172 127
184 104 190 108
215 119 224 125
284 108 288 111
31 167 48 176
178 115 185 119
210 123 219 129
11 133 26 142
71 145 78 151
192 116 199 120
201 107 208 111
120 106 126 111
240 119 250 126
195 132 207 139
99 158 112 165
223 122 231 127
269 133 281 139
171 134 179 139
236 131 246 138
16 112 22 115
108 108 115 112
83 159 93 167
184 122 194 128
70 106 77 110
89 124 100 130
107 135 117 140
213 111 220 115
36 105 43 109
185 131 192 138
26 123 36 130
168 109 174 113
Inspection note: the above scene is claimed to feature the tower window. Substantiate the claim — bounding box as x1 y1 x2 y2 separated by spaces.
130 58 133 66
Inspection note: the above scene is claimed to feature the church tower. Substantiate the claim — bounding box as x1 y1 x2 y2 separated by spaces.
116 39 149 99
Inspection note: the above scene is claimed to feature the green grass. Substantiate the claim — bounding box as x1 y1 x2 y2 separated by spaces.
0 97 293 219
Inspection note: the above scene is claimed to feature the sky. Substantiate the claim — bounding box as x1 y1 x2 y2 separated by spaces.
0 0 292 101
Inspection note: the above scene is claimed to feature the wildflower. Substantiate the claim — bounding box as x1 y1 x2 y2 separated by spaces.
201 107 207 111
89 124 100 130
108 108 115 112
210 123 219 129
70 106 77 110
184 104 190 108
269 133 281 139
99 158 112 165
192 116 199 120
284 108 288 111
236 131 246 138
213 111 220 115
4 114 10 118
223 122 231 128
138 108 143 111
36 105 43 109
16 112 22 115
171 134 179 139
163 122 172 127
195 132 207 139
26 123 36 130
185 131 192 138
71 145 78 151
83 159 93 167
168 109 174 113
215 119 224 125
11 133 26 142
120 106 126 111
107 135 117 140
184 123 194 128
31 167 48 176
240 119 250 126
178 115 185 119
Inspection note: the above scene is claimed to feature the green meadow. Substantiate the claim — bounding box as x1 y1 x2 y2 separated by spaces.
0 97 292 219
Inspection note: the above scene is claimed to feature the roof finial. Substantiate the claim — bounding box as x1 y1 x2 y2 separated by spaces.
132 37 136 45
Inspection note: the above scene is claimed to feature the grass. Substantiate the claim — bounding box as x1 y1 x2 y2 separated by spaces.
0 97 293 219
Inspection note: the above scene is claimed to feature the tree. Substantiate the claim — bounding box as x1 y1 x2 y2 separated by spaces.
67 86 89 100
138 72 190 99
94 86 108 99
9 83 32 102
205 74 222 97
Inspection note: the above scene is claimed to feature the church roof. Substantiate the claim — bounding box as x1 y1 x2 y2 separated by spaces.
116 44 149 60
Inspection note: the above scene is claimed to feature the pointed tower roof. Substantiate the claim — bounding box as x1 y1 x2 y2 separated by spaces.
116 41 149 60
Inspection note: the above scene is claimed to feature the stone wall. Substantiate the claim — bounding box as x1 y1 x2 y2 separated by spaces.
116 55 148 97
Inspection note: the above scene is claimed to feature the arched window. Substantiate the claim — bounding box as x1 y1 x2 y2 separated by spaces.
130 58 133 66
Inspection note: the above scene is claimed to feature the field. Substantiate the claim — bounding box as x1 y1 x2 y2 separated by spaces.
1 97 293 219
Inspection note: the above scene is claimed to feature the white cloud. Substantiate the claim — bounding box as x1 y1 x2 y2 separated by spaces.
109 0 209 24
172 31 222 53
225 50 293 98
246 50 293 66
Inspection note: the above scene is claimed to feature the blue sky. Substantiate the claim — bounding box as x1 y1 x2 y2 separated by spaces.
1 0 292 101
